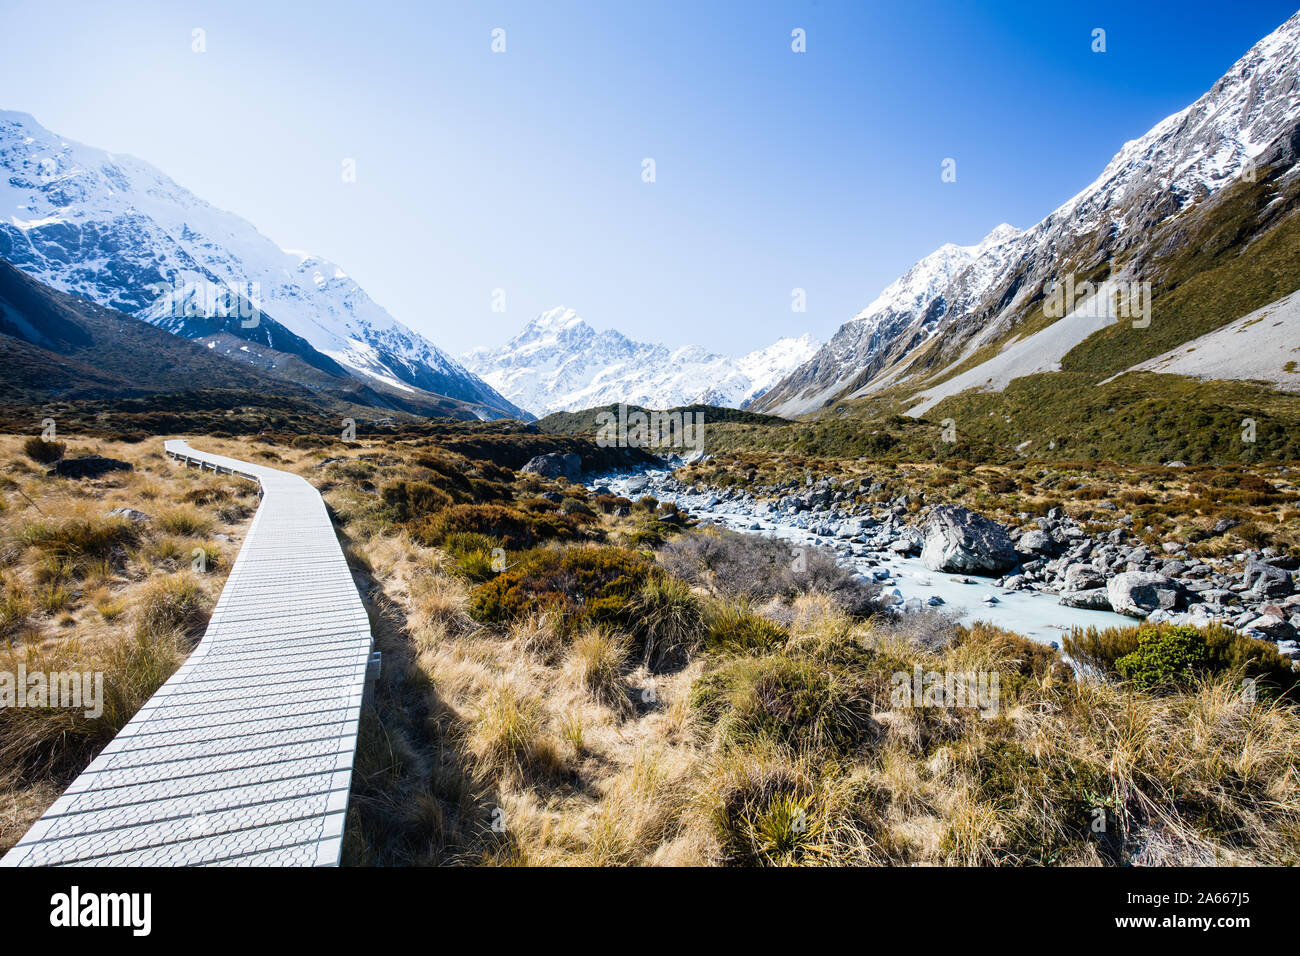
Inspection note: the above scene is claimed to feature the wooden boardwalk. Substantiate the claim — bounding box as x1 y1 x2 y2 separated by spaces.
1 440 373 866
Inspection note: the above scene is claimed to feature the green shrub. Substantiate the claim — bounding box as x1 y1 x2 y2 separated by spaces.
1114 626 1209 689
410 503 582 550
627 520 677 548
1065 622 1298 697
381 480 454 522
22 436 65 464
469 546 649 633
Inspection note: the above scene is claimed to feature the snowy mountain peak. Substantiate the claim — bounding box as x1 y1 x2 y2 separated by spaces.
531 306 585 333
0 110 526 419
980 223 1021 248
854 219 1021 325
464 308 818 416
752 8 1300 419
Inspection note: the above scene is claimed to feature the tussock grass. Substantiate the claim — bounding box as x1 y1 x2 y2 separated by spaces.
469 683 565 783
155 506 213 537
9 430 1291 867
566 627 631 711
0 433 248 854
134 572 211 641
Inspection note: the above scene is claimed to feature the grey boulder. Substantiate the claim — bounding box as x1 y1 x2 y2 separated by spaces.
1062 563 1105 592
520 453 582 481
1242 613 1298 642
919 505 1018 576
1107 571 1185 619
1059 588 1112 611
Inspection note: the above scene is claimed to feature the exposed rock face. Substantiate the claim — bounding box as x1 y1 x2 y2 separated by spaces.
49 456 132 479
919 505 1018 576
750 14 1300 419
107 507 151 524
0 111 528 420
520 453 582 481
1107 571 1185 619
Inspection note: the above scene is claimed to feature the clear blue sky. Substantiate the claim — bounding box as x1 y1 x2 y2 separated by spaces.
2 0 1296 355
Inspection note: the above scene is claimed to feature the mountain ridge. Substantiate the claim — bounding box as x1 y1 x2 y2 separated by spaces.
753 9 1300 419
0 110 529 421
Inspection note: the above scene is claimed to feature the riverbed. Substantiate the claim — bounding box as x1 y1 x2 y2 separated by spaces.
591 466 1139 646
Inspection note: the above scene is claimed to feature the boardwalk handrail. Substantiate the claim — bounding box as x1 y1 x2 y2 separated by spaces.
1 439 373 867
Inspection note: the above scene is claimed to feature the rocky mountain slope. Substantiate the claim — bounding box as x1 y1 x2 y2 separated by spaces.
464 306 817 416
0 260 499 420
0 259 299 404
0 110 527 420
754 9 1300 421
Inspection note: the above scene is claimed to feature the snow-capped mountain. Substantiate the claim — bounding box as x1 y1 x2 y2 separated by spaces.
464 307 818 416
754 9 1300 418
757 223 1024 414
0 110 527 420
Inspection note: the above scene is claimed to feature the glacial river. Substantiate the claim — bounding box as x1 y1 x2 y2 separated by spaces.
593 467 1138 646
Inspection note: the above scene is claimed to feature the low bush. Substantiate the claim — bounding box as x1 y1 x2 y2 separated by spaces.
703 601 789 654
380 480 455 523
442 532 505 583
410 503 584 550
469 546 649 634
626 520 679 548
22 437 64 464
1065 622 1298 697
659 529 881 617
692 655 876 752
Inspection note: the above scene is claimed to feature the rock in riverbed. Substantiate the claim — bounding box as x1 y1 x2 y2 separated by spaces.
919 505 1018 576
1107 571 1185 619
1059 588 1112 611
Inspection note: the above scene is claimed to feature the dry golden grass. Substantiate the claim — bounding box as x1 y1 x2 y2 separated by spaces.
7 429 1296 867
0 433 255 854
334 448 1300 866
